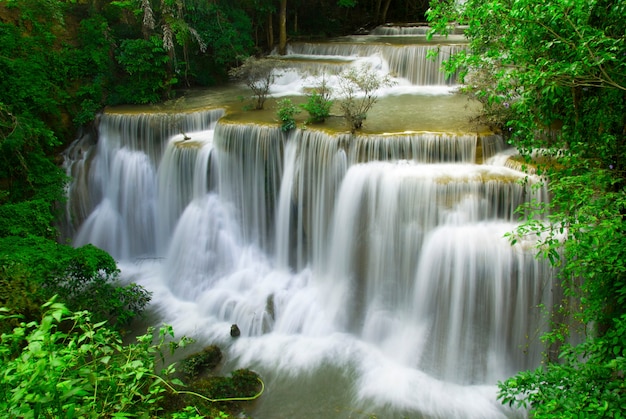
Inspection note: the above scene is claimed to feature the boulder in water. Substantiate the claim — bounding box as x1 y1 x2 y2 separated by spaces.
230 324 241 337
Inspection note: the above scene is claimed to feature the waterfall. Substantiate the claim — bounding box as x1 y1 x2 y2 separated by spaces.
67 109 224 259
347 132 480 163
73 146 157 259
214 122 284 252
156 130 217 255
370 25 432 35
62 28 557 419
369 24 468 36
285 42 465 85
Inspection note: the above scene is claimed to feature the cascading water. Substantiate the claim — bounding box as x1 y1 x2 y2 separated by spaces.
63 27 557 418
65 109 225 258
284 41 465 85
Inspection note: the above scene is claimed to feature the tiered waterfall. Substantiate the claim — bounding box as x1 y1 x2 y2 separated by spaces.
63 27 556 419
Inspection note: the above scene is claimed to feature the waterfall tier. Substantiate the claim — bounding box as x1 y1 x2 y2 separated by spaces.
283 42 465 85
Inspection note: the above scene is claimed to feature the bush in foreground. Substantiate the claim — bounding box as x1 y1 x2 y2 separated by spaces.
0 299 265 418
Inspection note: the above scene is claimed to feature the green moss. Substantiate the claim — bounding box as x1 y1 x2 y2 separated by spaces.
161 369 263 418
181 345 223 380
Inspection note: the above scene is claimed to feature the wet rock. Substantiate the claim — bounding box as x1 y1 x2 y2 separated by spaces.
180 345 223 379
230 324 241 337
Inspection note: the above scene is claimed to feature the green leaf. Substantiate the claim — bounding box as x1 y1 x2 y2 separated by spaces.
171 378 185 386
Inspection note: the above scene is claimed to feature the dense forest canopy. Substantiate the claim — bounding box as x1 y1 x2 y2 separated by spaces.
1 0 625 417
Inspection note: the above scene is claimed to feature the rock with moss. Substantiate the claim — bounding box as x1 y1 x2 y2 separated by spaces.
163 369 263 418
180 345 223 380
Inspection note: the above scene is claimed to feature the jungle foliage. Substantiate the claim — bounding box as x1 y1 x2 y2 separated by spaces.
428 0 626 416
0 0 152 333
0 302 188 418
0 300 257 419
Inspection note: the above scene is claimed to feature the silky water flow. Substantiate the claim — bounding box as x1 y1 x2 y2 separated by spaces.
63 27 558 418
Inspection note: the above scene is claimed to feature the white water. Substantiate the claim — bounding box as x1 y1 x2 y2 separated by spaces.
62 28 556 419
281 42 465 85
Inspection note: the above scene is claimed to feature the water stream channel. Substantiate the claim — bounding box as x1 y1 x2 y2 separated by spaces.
63 26 556 418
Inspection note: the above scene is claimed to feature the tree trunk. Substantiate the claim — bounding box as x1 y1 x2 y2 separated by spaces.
374 0 382 24
294 10 297 34
381 0 392 24
278 0 287 55
268 12 274 50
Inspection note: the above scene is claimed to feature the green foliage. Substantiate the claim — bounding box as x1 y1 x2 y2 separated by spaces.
0 237 151 328
301 92 333 124
337 0 357 7
111 36 174 105
337 64 395 133
428 0 626 415
498 315 626 418
188 2 255 81
0 262 41 335
0 199 57 239
0 2 109 204
0 0 149 335
0 111 67 203
0 0 113 134
169 405 214 419
110 0 252 88
228 56 284 110
0 10 69 201
64 15 116 125
301 77 333 124
0 300 195 418
187 1 256 85
276 98 300 131
0 20 64 120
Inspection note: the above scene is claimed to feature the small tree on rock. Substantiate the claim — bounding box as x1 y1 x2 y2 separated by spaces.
337 64 395 133
301 76 333 124
228 56 284 110
276 98 300 131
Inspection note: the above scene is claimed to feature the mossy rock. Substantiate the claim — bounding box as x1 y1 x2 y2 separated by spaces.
191 369 262 412
192 369 260 399
180 345 223 379
162 369 263 418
